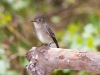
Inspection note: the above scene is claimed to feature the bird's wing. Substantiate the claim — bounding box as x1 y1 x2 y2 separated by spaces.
45 25 59 48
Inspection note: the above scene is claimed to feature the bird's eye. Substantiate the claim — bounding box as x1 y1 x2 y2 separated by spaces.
39 19 41 21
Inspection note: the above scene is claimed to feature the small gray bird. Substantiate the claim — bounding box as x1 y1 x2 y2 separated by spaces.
31 14 59 48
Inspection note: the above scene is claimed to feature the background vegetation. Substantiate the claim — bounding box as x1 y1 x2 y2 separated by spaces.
0 0 100 75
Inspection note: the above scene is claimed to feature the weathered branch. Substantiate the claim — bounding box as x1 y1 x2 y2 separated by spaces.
26 46 100 75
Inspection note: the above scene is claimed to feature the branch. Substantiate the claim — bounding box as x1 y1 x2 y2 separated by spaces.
26 46 100 75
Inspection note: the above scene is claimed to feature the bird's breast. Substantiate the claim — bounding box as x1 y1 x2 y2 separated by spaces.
35 27 53 43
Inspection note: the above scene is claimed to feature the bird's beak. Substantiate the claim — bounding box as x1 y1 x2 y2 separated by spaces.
31 20 37 22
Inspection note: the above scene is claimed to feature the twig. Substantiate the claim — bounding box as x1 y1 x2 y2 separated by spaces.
26 46 100 75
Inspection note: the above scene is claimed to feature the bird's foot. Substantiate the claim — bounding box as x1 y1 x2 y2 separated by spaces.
46 43 51 47
39 43 51 47
35 43 51 50
40 43 51 46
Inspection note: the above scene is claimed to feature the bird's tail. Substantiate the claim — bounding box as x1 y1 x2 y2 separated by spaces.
50 43 59 48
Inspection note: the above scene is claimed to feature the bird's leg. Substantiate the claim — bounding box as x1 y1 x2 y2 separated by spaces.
40 43 51 47
35 43 45 50
41 43 46 46
46 43 51 47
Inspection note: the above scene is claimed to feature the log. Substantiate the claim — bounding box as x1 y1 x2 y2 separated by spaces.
26 46 100 75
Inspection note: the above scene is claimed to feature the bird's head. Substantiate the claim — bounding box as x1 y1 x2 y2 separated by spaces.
31 14 46 25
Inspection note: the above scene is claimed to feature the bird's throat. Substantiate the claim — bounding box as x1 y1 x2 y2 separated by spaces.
33 22 43 28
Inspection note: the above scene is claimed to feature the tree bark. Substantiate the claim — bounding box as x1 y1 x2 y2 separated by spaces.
26 46 100 75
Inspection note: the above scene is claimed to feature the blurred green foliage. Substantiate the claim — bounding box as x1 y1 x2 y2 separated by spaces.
0 0 100 75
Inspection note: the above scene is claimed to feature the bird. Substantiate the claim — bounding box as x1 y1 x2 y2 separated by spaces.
31 14 59 48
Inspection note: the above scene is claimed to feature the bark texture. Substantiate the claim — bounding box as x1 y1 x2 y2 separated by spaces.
26 46 100 75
